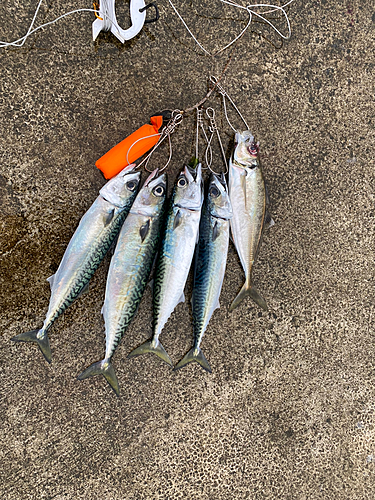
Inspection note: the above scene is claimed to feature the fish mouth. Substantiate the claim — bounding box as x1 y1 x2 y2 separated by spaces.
184 163 202 183
144 169 167 190
216 172 227 188
119 163 138 176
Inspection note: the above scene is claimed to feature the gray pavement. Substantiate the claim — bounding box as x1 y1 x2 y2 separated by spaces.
0 1 374 498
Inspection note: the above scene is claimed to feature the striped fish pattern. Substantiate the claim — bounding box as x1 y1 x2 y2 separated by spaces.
229 130 268 311
78 170 167 395
128 164 203 367
11 165 141 363
175 173 232 372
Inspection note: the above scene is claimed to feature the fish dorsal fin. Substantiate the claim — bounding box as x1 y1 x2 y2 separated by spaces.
173 210 182 230
47 274 55 290
101 304 106 317
104 208 115 226
140 219 150 242
212 220 219 242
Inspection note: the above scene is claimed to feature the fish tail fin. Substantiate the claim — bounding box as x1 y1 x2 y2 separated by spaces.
127 339 173 367
174 347 212 373
230 282 268 312
11 329 52 363
77 360 119 396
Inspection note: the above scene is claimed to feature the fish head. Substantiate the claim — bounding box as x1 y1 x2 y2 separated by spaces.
99 164 141 207
233 130 259 168
207 173 233 220
174 163 203 210
130 169 167 216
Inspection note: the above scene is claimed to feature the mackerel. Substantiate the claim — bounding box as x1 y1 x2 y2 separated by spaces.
175 173 232 372
228 130 268 311
11 165 140 362
78 170 167 395
128 164 203 366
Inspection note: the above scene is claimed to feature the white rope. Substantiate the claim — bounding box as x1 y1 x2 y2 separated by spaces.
0 1 101 48
166 0 294 56
1 1 294 52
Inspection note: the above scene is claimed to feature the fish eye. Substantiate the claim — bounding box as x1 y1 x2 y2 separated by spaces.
152 185 165 197
126 180 138 191
209 185 220 198
177 176 187 188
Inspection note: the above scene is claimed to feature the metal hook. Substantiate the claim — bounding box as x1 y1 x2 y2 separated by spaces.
137 109 183 173
205 107 228 175
209 75 249 132
195 107 211 169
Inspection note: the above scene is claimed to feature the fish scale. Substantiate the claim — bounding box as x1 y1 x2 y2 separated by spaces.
48 210 127 326
78 170 167 396
175 173 232 372
11 165 141 363
128 164 203 367
229 130 268 311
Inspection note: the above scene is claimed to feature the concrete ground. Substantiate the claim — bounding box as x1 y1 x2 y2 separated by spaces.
1 1 374 498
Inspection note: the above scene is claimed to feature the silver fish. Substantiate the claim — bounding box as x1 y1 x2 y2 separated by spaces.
175 173 232 372
77 170 167 395
228 130 268 311
11 165 141 362
128 163 203 366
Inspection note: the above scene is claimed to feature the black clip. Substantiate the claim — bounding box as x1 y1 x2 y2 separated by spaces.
139 2 159 24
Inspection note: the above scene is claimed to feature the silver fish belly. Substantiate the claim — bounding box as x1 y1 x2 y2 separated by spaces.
78 170 167 395
11 165 141 363
175 173 232 372
229 131 268 311
128 164 203 366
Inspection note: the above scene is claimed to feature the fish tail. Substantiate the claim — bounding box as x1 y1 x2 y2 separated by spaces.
77 359 119 396
174 347 212 373
230 282 268 312
127 339 173 367
11 329 52 363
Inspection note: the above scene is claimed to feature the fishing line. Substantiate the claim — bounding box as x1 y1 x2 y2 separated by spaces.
195 107 211 169
0 2 100 48
166 0 294 56
135 110 183 172
209 76 249 132
1 0 295 53
205 107 228 175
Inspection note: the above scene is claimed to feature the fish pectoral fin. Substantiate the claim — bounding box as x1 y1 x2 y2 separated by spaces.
47 274 55 290
104 208 115 226
212 221 220 242
174 347 212 373
128 339 173 367
78 359 119 397
230 283 268 312
173 210 182 230
140 219 150 242
11 329 52 364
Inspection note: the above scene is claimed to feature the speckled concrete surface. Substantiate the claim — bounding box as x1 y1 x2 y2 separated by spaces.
1 1 374 499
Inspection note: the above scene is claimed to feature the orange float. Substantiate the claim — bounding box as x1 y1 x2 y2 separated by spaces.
96 115 163 179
